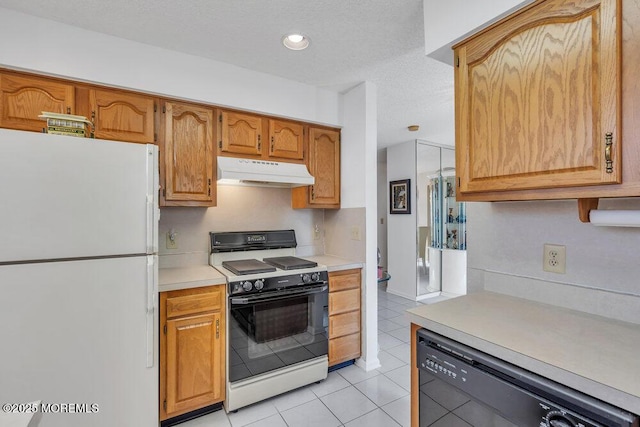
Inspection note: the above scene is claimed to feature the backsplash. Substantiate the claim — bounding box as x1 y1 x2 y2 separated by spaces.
467 198 640 324
324 207 366 262
159 185 325 267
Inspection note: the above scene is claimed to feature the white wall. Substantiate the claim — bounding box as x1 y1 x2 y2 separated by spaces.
377 153 388 270
386 141 417 300
0 8 340 126
423 0 535 64
159 186 325 267
332 81 380 370
468 198 640 324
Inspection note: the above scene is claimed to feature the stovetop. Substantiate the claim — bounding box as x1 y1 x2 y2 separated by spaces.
221 256 318 276
209 230 327 296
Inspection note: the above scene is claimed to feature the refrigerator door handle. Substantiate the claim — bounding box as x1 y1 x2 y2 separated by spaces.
145 145 159 254
145 255 157 368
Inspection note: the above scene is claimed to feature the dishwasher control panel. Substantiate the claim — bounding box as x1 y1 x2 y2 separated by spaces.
417 329 638 427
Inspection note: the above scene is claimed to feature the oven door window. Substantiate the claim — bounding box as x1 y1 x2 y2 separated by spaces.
229 290 328 383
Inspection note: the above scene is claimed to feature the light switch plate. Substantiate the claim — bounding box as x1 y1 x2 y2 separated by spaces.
166 231 178 249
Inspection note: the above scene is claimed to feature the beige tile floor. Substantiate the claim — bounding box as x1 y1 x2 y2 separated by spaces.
181 284 435 427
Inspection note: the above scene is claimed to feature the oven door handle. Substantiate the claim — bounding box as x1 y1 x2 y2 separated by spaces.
230 283 328 305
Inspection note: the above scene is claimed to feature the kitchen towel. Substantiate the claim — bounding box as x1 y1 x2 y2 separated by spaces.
589 210 640 227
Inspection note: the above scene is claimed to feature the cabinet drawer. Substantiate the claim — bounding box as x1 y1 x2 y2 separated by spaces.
329 333 360 366
329 288 360 316
329 270 360 292
166 288 222 319
329 310 360 339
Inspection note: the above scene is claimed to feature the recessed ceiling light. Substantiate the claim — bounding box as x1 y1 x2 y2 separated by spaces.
283 34 310 50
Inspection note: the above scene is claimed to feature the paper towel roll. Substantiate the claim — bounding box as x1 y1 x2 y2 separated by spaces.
589 210 640 227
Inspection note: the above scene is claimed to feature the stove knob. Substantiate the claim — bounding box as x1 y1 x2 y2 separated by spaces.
545 411 576 427
302 273 311 283
311 272 320 282
242 281 253 291
254 279 264 290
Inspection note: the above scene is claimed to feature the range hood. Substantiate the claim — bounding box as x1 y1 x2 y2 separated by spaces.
217 157 314 187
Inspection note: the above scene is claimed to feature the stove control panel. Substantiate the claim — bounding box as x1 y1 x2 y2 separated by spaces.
229 270 328 295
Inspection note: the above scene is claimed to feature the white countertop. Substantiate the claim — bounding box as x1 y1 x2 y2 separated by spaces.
158 265 226 292
158 256 361 293
406 291 640 415
304 255 363 272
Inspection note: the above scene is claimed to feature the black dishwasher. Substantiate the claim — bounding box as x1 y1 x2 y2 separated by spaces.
417 329 639 427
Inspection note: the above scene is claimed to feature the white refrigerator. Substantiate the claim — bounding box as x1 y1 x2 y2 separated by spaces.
0 129 159 427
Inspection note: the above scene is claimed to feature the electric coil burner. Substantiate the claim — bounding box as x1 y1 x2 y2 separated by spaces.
209 230 329 412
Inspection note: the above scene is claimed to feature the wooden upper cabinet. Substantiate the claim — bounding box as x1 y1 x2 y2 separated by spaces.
219 110 263 157
268 119 304 160
88 89 156 143
454 0 621 198
161 101 215 207
0 72 75 132
292 127 340 209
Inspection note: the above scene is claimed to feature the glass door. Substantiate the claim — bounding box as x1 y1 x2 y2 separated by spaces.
417 143 467 298
416 143 442 296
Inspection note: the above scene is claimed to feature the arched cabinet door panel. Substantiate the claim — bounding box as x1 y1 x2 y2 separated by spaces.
0 73 75 132
454 0 621 198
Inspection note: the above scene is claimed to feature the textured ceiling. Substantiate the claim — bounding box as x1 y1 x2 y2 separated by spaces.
0 0 455 149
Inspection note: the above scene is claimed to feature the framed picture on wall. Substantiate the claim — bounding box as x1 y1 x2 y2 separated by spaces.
390 179 411 214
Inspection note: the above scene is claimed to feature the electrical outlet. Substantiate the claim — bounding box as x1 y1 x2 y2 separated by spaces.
166 230 178 250
350 226 361 241
313 225 321 240
543 244 566 274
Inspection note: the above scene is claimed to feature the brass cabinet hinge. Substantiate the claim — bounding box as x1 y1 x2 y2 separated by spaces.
154 133 157 142
163 324 167 334
456 56 460 67
154 103 157 113
216 319 220 339
162 106 166 114
163 400 167 411
219 114 222 123
457 177 461 187
208 178 211 197
270 136 274 152
218 141 222 149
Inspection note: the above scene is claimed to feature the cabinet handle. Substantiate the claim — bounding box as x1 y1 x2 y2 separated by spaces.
215 319 219 338
605 132 613 173
90 111 96 138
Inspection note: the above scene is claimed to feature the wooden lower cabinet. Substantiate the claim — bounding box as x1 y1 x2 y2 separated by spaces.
160 285 225 421
410 323 420 427
328 269 361 366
